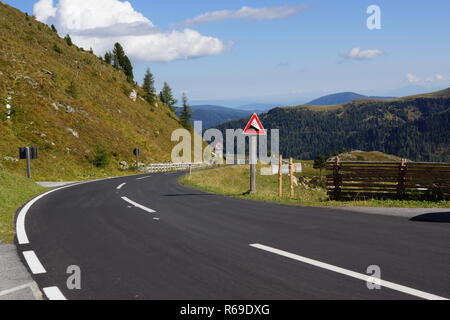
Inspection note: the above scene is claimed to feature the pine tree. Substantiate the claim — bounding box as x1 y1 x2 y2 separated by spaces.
159 82 177 111
180 93 193 130
112 43 134 83
122 55 134 83
313 155 327 179
143 69 156 104
104 52 112 65
112 42 125 69
64 34 73 46
51 24 58 34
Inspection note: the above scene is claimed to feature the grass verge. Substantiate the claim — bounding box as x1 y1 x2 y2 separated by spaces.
0 170 47 243
179 165 450 209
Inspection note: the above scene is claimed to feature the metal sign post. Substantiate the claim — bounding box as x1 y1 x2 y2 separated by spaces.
243 114 266 194
19 147 38 178
133 148 141 170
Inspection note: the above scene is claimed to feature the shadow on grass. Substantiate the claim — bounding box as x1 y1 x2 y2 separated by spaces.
410 212 450 223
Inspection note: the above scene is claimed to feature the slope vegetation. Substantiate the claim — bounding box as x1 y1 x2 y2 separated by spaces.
0 3 183 180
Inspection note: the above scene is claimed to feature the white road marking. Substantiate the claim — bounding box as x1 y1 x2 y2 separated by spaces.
43 287 66 300
121 197 156 213
22 251 46 275
117 183 126 190
250 244 448 301
16 182 85 245
16 174 143 245
136 176 151 180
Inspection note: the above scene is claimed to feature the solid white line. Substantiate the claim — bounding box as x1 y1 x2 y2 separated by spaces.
250 244 448 301
121 197 156 213
136 176 151 180
117 183 126 190
16 182 85 244
22 251 46 275
43 287 66 300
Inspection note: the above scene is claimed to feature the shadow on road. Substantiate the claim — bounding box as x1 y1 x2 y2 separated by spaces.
410 212 450 223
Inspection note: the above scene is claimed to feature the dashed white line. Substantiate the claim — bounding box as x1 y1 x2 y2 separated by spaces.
136 176 151 180
121 197 156 213
22 251 46 275
250 243 448 301
117 183 126 190
43 287 66 300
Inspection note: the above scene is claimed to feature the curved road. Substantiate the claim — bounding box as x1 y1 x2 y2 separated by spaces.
16 172 450 300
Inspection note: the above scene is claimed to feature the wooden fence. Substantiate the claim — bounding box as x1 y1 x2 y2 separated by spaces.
326 158 450 200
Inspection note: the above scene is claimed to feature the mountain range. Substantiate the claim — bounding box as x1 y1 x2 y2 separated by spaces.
216 89 450 162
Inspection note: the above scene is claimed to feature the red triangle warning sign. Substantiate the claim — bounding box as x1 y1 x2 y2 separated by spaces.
243 113 266 135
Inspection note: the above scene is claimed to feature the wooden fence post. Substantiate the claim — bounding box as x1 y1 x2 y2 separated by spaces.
290 158 294 198
332 156 341 200
397 158 407 199
278 155 283 197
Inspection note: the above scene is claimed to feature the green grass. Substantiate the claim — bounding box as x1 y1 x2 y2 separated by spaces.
180 165 450 209
0 170 47 243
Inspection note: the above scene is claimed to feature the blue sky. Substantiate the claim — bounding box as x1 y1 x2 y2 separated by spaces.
6 0 450 105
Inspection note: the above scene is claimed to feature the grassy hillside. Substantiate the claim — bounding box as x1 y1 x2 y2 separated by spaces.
0 170 46 243
0 2 183 181
217 89 450 162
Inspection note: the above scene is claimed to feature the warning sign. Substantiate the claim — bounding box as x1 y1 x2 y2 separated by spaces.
243 113 266 135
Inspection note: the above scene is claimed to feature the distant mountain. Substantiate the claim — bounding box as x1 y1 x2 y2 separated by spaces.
176 105 253 129
307 92 395 106
235 103 280 112
216 88 450 162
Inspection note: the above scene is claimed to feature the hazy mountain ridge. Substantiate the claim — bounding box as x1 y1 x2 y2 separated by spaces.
306 92 396 106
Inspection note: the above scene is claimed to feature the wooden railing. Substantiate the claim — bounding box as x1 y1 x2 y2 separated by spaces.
326 158 450 200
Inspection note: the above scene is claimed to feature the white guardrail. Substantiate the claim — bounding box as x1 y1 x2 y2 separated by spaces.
140 162 210 173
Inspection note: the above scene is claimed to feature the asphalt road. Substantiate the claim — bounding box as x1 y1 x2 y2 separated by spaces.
16 172 450 300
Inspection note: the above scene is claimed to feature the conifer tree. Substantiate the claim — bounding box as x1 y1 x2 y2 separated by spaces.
143 69 156 104
180 93 193 130
64 34 73 46
159 82 177 111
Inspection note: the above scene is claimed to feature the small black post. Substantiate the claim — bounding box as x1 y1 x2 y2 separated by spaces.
26 147 31 179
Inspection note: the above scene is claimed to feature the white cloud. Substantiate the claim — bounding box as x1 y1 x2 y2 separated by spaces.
407 73 420 83
176 5 309 27
32 0 228 62
345 47 384 61
33 0 57 22
407 73 445 83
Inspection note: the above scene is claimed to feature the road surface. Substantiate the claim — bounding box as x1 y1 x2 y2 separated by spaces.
16 172 450 300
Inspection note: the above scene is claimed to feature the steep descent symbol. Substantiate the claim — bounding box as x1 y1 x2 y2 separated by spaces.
244 113 266 135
